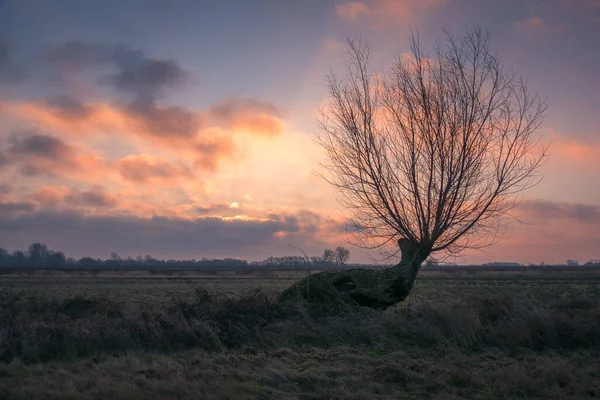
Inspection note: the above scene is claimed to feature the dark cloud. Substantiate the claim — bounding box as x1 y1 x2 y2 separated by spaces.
339 219 366 233
65 188 117 209
44 95 94 119
195 203 236 215
517 199 600 222
45 41 190 99
210 98 283 121
0 209 327 260
44 40 198 138
107 57 189 98
8 133 72 160
19 164 47 177
0 184 11 194
125 98 202 138
265 210 322 234
1 131 102 179
0 200 36 215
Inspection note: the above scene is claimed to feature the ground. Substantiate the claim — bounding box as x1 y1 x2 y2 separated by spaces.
1 269 599 399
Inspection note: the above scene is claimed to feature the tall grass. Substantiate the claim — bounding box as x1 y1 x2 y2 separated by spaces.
1 287 599 364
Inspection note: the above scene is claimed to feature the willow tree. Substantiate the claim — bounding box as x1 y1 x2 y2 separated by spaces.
281 26 547 309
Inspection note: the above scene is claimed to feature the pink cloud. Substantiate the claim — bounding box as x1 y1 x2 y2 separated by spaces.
65 187 118 209
30 186 71 207
515 16 547 32
117 154 193 185
335 1 371 22
319 38 347 54
335 0 449 26
209 98 285 137
30 186 117 209
2 96 284 172
0 132 110 181
546 131 600 165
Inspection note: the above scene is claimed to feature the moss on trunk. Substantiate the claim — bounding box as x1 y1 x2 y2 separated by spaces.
279 239 429 310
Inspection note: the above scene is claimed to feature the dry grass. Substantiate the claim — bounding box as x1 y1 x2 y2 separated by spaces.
1 277 599 399
1 347 599 399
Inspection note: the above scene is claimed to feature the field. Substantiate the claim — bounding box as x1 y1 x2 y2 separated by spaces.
1 271 600 399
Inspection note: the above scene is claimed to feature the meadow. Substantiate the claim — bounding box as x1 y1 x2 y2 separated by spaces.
1 270 599 399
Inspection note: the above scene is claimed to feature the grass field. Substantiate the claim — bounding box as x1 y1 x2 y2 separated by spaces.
1 273 600 399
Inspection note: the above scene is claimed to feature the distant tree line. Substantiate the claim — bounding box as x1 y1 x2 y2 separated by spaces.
0 243 351 269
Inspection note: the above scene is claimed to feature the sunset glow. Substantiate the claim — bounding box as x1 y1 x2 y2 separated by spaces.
0 0 598 264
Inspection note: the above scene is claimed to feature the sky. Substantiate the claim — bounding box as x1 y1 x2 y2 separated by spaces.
0 0 599 265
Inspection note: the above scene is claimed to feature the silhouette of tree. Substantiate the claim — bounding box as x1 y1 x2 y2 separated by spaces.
282 26 547 309
47 251 66 267
12 250 25 265
335 246 350 266
322 249 336 264
28 243 49 266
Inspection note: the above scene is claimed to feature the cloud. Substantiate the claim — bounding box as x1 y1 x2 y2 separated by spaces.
0 38 292 241
191 134 237 171
462 198 600 265
65 187 118 209
0 151 9 168
515 199 600 223
0 131 109 180
0 184 11 194
335 1 371 22
194 202 241 216
320 38 347 54
335 0 449 26
4 100 232 171
0 200 36 216
2 39 285 181
209 98 285 136
42 41 200 139
546 133 600 164
30 186 71 207
8 132 73 160
44 95 95 119
3 95 280 171
515 16 547 32
44 41 190 97
117 154 192 184
28 185 117 211
7 98 205 142
105 56 190 99
124 98 202 139
0 209 330 260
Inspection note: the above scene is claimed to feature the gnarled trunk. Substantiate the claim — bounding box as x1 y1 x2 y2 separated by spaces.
279 239 429 310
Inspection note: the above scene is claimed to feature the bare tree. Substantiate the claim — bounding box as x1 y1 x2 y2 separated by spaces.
322 249 336 264
281 26 547 309
335 246 350 266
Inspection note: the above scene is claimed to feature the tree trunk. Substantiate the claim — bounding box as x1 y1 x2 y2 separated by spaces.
279 239 429 310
